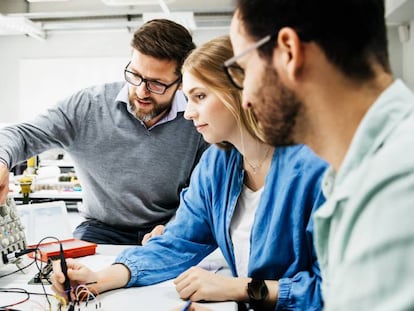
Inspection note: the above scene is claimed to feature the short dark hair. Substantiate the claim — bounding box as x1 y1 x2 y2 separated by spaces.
131 19 196 76
236 0 391 80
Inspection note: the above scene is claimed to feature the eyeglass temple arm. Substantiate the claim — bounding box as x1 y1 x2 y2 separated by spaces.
224 34 272 67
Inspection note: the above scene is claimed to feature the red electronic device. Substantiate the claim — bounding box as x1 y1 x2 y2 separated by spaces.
28 238 97 262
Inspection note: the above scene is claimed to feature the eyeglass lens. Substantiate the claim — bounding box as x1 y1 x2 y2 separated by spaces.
226 64 245 90
124 71 167 94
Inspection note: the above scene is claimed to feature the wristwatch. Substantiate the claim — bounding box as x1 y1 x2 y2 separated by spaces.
247 279 268 310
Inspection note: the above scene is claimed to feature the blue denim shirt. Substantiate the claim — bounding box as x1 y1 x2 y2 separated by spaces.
116 144 327 310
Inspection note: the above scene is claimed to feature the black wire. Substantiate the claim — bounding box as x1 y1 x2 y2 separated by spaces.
34 236 64 309
0 287 58 309
0 287 30 308
0 257 36 278
0 236 65 309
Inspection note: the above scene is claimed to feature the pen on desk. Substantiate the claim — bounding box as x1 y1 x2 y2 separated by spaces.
182 300 192 311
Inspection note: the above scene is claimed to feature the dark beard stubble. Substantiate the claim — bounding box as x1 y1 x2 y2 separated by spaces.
252 65 303 147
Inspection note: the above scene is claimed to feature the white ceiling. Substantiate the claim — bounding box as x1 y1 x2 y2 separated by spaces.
0 0 234 38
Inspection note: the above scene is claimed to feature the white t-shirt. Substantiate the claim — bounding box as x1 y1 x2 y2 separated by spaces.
230 184 263 277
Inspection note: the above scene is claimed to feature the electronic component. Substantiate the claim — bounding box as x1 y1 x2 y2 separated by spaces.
28 259 54 284
28 238 97 262
2 248 36 264
0 197 27 268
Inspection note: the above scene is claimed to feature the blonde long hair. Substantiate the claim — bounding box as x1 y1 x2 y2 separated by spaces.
182 35 265 149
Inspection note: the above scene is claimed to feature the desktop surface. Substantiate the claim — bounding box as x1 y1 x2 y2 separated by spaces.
0 245 237 311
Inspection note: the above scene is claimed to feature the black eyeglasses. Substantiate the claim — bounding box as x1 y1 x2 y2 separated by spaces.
124 62 181 95
223 33 277 90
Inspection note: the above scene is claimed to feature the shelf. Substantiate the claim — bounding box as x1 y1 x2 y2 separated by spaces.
39 159 74 167
386 0 414 24
11 190 83 200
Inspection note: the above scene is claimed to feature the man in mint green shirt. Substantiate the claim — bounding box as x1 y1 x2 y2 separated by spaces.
227 0 414 309
313 79 414 309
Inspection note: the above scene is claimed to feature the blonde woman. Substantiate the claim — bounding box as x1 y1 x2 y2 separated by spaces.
52 36 327 310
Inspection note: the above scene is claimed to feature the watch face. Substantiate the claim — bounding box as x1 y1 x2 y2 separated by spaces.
248 279 269 301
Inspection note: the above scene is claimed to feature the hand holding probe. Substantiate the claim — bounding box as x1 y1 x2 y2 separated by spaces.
59 243 74 310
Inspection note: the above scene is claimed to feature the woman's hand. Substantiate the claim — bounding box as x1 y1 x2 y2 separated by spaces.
142 225 165 245
51 260 130 301
174 266 249 302
50 258 98 301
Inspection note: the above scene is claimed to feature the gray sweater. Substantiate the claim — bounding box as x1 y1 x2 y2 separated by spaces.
0 82 208 230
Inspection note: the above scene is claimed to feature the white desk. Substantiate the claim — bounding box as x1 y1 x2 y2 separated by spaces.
0 245 237 311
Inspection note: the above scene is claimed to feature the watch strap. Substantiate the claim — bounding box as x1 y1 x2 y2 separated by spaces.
247 279 268 310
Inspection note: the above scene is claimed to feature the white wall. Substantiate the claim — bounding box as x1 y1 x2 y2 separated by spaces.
0 30 129 123
402 20 414 89
0 28 228 123
387 26 403 80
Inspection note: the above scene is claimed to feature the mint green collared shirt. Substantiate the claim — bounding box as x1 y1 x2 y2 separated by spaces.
314 80 414 310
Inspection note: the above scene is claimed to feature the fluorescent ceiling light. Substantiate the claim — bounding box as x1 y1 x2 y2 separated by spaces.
143 11 196 30
102 0 173 5
27 0 69 2
0 16 46 40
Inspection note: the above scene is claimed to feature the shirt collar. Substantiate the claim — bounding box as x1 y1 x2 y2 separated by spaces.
116 83 187 129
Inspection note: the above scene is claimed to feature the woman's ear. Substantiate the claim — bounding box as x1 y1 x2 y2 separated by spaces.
273 27 304 82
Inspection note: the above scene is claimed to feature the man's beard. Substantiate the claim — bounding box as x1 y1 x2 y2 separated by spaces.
252 65 303 147
129 96 173 122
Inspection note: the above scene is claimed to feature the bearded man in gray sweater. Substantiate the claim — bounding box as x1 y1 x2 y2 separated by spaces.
0 19 208 245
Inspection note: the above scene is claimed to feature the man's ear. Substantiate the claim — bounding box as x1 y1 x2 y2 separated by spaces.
273 27 304 82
